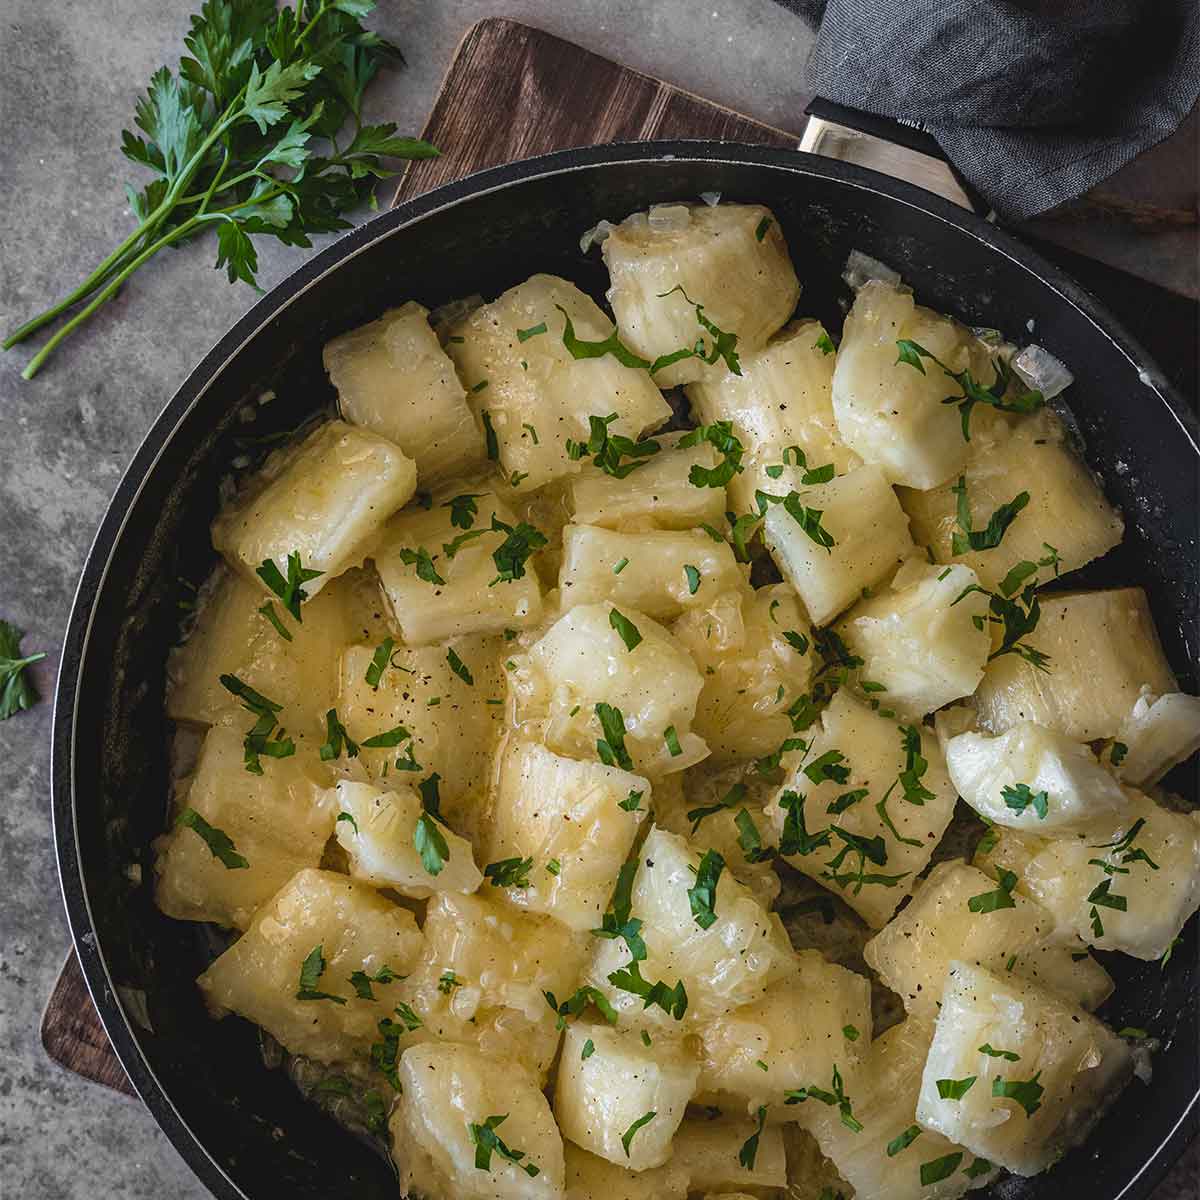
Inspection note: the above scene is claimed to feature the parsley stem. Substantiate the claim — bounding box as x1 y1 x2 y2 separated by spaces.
21 216 204 379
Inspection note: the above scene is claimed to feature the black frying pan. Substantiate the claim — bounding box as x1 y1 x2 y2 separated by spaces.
52 142 1199 1200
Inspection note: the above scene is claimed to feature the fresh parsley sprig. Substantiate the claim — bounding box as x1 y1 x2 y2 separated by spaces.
0 620 46 720
5 1 438 378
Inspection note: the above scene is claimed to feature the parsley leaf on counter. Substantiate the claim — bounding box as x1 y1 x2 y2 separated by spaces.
6 0 438 379
0 621 45 720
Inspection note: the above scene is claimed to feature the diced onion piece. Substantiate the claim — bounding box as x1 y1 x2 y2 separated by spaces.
842 249 902 291
1012 343 1074 400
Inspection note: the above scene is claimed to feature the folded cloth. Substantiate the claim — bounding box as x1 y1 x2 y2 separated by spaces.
778 0 1200 220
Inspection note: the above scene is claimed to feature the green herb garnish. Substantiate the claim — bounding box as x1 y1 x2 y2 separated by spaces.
175 807 248 869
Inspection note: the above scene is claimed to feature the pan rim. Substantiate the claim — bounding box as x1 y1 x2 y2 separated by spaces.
51 139 1199 1200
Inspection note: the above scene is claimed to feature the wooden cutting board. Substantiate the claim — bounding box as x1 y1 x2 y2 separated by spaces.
40 16 797 1097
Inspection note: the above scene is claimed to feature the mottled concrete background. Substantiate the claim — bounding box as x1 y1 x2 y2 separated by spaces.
0 2 1195 1197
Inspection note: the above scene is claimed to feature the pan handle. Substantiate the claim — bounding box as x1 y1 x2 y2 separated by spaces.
799 98 987 215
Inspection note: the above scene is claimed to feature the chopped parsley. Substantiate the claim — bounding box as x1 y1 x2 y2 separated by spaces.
414 813 449 876
348 966 402 1001
887 1125 922 1156
255 551 323 621
444 492 483 530
437 971 461 995
687 782 746 831
739 1106 768 1169
687 849 725 929
998 542 1060 596
484 856 534 888
365 637 395 689
336 812 359 835
566 411 661 478
991 1071 1044 1116
621 1111 657 1158
175 807 248 869
735 808 771 864
754 215 772 241
936 1076 977 1100
581 1037 596 1059
489 516 548 584
950 476 1029 554
361 724 411 748
967 867 1019 913
609 608 643 651
657 285 742 375
663 725 683 757
784 1065 862 1132
257 600 293 642
1002 781 1049 820
684 563 701 594
894 339 1044 440
546 858 561 876
517 321 547 342
843 1024 860 1041
595 702 634 770
319 708 359 761
219 674 295 774
952 580 1050 672
979 1043 1020 1061
814 331 836 355
398 545 445 586
613 556 630 574
543 985 618 1030
618 789 644 812
678 421 746 487
469 1113 540 1177
919 1152 964 1185
446 646 474 685
296 945 346 1004
481 410 499 461
783 629 810 654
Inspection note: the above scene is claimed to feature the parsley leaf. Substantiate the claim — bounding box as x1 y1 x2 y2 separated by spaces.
621 1111 657 1158
565 411 662 478
991 1072 1044 1116
979 1043 1020 1061
219 673 295 773
256 551 323 621
0 621 46 719
489 515 547 584
517 322 547 342
595 702 634 770
446 646 474 685
684 564 701 594
319 708 359 761
1002 781 1049 820
609 608 643 651
484 856 534 888
469 1113 540 1176
543 985 619 1030
296 944 346 1004
364 637 395 689
657 285 742 375
739 1106 768 1169
175 807 248 869
950 476 1029 554
784 1065 862 1132
257 600 293 642
414 812 449 876
887 1125 921 1156
348 966 402 1001
663 725 683 757
967 867 1019 913
444 493 483 530
936 1076 977 1100
398 545 445 586
687 849 725 929
919 1153 964 1185
688 782 746 832
677 421 746 487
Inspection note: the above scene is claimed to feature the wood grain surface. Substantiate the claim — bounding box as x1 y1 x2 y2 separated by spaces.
41 16 793 1095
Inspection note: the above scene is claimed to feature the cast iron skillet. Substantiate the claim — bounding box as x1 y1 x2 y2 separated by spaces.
53 142 1198 1200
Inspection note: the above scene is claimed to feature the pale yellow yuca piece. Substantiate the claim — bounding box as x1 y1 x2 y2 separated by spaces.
484 739 649 931
167 567 356 744
800 1017 997 1200
662 763 782 906
330 780 483 897
862 860 1112 1018
766 691 958 928
563 1142 687 1200
602 202 801 387
687 318 856 467
945 721 1128 833
337 635 505 835
762 464 915 626
837 558 990 719
975 788 1200 960
1115 688 1200 786
696 952 872 1118
916 961 1133 1176
583 826 796 1030
446 274 671 492
198 868 422 1062
392 1042 565 1200
670 1116 788 1192
831 280 1002 488
212 420 416 596
558 524 744 621
154 727 335 930
403 891 588 1082
973 588 1177 742
513 603 707 777
554 1022 699 1170
568 432 726 531
374 492 544 645
898 408 1123 591
322 301 485 485
674 583 814 764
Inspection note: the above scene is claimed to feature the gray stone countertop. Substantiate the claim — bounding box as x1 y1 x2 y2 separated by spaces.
0 2 1195 1197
